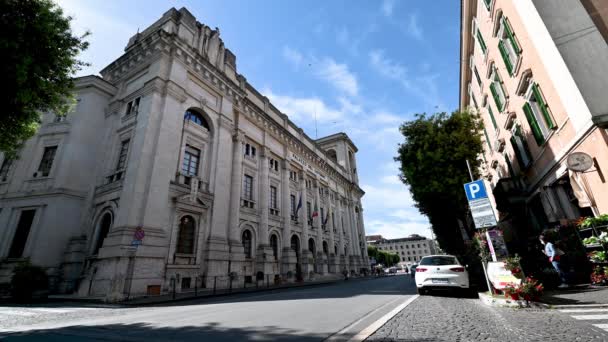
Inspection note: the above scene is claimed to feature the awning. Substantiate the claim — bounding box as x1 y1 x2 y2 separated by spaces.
569 170 591 207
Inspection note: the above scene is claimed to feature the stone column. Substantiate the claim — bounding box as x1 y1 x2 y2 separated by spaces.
337 197 347 273
256 147 273 277
299 172 311 277
344 199 356 273
280 159 296 277
313 179 326 274
359 206 370 270
228 130 244 243
349 202 362 271
328 190 337 274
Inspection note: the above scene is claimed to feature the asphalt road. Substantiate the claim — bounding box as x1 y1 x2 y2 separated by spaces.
0 274 416 341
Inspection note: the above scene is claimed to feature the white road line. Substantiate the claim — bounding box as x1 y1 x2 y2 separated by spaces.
594 324 608 330
0 310 37 317
553 304 608 309
559 308 608 313
572 314 608 320
347 295 419 342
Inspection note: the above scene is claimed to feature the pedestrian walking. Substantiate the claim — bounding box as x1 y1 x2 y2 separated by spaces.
539 234 568 288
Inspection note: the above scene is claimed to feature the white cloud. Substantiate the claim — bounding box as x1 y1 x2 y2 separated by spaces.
263 89 345 123
370 111 403 125
381 0 396 17
282 46 305 69
407 13 423 40
366 219 431 239
368 50 444 109
316 58 359 97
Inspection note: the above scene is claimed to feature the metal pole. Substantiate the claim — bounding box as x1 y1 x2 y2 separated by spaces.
465 159 474 182
466 159 493 294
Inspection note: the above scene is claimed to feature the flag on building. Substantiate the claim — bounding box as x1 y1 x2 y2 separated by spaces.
323 208 330 225
312 200 319 218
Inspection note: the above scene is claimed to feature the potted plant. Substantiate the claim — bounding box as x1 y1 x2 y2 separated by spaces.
503 283 520 301
504 255 523 278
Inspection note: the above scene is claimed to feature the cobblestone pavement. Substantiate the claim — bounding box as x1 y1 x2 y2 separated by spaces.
367 294 608 342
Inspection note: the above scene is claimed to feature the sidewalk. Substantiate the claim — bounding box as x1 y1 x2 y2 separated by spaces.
49 274 381 306
541 284 608 306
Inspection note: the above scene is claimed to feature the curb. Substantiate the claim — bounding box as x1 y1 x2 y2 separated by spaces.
478 292 550 309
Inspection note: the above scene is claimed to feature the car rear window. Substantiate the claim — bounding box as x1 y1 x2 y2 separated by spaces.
419 256 458 266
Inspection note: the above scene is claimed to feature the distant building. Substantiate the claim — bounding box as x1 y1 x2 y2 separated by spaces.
367 234 438 264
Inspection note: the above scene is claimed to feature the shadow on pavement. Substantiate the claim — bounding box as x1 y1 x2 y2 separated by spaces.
0 322 327 341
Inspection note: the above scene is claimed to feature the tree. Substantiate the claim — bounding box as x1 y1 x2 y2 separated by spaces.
395 110 484 256
0 0 89 156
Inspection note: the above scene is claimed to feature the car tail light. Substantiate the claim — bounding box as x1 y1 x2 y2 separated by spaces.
416 267 428 272
450 267 465 272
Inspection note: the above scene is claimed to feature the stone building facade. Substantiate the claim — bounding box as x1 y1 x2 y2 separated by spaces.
460 0 608 235
368 235 438 265
0 7 369 299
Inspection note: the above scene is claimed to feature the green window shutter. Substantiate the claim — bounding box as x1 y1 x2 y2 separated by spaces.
477 30 487 54
474 67 482 87
490 83 503 111
484 129 492 151
523 102 545 146
498 40 514 76
483 0 492 10
502 17 521 55
488 105 497 129
532 83 556 129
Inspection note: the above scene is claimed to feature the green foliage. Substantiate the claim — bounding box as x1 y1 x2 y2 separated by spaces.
579 214 608 229
0 0 89 157
368 246 400 267
11 261 49 302
394 110 484 255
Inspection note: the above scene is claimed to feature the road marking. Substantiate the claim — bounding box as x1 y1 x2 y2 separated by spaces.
0 310 37 317
594 324 608 330
553 304 608 309
559 308 608 313
323 295 419 342
572 314 608 320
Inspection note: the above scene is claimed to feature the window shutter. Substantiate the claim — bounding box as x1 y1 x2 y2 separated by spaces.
510 135 526 170
483 0 492 10
490 83 503 111
498 40 514 76
503 17 521 55
504 153 515 177
532 83 555 129
522 102 545 146
476 30 487 54
488 105 498 129
484 129 492 150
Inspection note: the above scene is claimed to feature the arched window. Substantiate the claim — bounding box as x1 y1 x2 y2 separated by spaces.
327 149 337 162
242 229 253 258
184 110 210 131
176 216 196 254
93 212 112 255
308 238 316 255
270 234 279 260
291 235 300 260
334 244 338 255
323 241 329 255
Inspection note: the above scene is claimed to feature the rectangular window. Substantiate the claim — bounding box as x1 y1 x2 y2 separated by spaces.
182 146 200 176
497 17 521 76
473 66 483 88
504 153 515 177
489 67 507 111
307 202 311 220
510 125 532 169
270 185 277 209
0 158 13 182
523 83 556 146
245 144 257 157
483 129 492 151
8 210 36 258
476 29 487 54
126 97 140 116
483 0 492 10
243 175 253 201
290 194 297 218
116 139 130 171
320 207 325 227
471 93 478 109
38 146 57 177
487 105 498 130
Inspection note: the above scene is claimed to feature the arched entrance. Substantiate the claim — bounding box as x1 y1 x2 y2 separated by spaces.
93 212 112 255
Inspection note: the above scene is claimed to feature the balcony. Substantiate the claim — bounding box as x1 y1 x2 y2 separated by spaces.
269 208 280 216
241 199 255 209
174 172 209 193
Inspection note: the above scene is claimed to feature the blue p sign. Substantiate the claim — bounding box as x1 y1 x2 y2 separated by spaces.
464 180 488 201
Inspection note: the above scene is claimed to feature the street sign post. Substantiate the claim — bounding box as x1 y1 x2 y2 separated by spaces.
131 226 145 247
463 180 497 229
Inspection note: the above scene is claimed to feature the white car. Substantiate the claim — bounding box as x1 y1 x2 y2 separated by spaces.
415 255 469 295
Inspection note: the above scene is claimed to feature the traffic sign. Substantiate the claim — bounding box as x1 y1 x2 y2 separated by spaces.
134 227 145 241
463 180 497 229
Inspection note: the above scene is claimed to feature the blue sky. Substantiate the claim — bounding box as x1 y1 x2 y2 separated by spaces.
56 0 461 239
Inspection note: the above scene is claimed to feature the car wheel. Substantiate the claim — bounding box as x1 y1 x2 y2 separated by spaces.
417 288 427 295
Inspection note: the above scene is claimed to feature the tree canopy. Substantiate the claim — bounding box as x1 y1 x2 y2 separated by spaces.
367 245 400 267
0 0 89 157
394 110 484 256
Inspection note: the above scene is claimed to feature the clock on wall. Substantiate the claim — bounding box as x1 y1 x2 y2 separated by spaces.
566 152 594 172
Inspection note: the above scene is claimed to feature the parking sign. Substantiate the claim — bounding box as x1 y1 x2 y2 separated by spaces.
463 180 497 229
